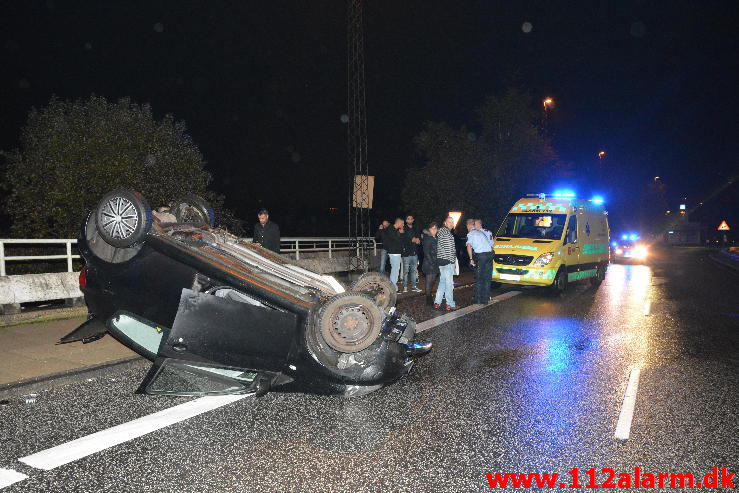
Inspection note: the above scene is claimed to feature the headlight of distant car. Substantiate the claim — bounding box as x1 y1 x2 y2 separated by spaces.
615 248 624 255
633 245 648 259
533 252 555 266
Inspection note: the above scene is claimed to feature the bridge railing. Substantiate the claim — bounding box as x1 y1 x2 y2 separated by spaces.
0 239 80 277
0 237 377 276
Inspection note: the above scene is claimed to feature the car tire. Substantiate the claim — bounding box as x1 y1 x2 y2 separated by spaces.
349 272 397 311
315 292 383 353
83 212 144 263
94 189 152 248
170 194 215 226
550 267 567 295
590 262 607 286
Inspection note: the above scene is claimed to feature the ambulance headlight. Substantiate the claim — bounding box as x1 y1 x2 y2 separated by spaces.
533 252 555 266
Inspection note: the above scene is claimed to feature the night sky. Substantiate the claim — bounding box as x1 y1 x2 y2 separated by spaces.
1 1 737 236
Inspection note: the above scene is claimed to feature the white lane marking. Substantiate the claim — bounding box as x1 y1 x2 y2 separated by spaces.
0 469 27 489
416 291 521 333
643 300 651 316
614 367 641 441
19 394 248 471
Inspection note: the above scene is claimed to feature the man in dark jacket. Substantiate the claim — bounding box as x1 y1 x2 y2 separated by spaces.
421 222 439 305
375 220 390 274
383 218 406 287
402 215 422 293
253 208 280 253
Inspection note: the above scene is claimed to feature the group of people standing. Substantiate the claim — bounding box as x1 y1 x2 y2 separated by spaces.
375 215 423 293
254 207 495 310
376 215 494 311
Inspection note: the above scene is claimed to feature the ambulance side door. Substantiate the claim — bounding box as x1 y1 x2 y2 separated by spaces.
562 214 580 269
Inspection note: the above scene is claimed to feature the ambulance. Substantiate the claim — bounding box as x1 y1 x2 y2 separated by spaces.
491 193 610 292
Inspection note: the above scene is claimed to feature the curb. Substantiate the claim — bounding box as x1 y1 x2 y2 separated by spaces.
0 306 88 328
0 356 147 398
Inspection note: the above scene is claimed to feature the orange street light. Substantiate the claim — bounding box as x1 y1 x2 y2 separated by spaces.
598 151 606 159
543 97 554 108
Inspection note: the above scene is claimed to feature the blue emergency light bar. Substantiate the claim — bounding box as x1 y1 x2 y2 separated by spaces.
552 190 576 198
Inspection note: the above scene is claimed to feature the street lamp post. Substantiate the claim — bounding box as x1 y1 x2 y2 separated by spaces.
542 97 554 136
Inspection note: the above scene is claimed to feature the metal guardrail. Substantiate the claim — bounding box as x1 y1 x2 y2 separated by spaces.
0 237 377 276
0 239 80 277
257 237 377 260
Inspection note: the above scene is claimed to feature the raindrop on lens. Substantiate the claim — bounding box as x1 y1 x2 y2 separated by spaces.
521 22 533 33
154 22 164 33
340 114 349 123
23 394 38 405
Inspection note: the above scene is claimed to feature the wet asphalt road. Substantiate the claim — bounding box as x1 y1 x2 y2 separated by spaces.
1 247 737 492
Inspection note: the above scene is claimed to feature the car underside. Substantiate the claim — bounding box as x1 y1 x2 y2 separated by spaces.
61 189 431 397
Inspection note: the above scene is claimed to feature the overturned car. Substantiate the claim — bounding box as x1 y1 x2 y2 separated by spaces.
61 189 430 397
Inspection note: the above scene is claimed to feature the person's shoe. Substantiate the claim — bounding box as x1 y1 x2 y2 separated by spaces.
445 305 458 311
433 303 441 310
412 287 423 293
403 286 409 293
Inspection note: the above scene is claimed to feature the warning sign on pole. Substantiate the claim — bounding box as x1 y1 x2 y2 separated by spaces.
717 220 730 231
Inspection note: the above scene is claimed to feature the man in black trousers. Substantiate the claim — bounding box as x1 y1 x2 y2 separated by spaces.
466 218 494 304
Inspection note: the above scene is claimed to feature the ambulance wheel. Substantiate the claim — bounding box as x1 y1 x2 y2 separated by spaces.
590 263 606 286
551 267 567 295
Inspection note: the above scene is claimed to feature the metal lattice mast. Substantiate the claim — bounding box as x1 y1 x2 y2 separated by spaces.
347 0 370 269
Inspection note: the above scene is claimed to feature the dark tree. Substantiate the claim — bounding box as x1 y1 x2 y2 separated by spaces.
402 88 555 228
2 95 213 238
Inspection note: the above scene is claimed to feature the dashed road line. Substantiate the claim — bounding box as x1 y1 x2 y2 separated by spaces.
19 394 248 471
614 367 641 441
643 300 651 316
416 291 521 333
0 469 27 489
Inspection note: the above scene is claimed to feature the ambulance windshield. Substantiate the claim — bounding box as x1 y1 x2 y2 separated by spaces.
497 213 568 240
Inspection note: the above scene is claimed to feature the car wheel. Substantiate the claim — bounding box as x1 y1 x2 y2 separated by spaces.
550 267 567 295
590 262 607 286
94 189 152 248
316 293 383 353
349 272 397 311
170 194 215 226
84 212 143 263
